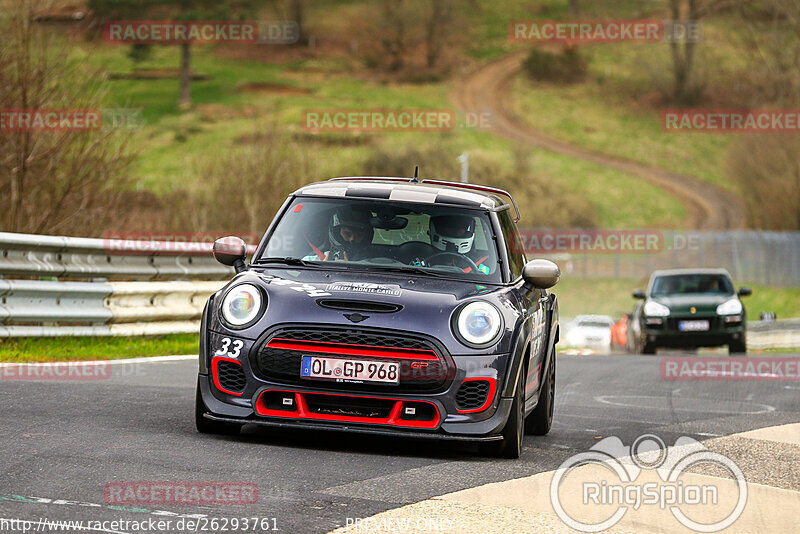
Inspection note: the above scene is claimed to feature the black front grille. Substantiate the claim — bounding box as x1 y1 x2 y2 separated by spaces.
456 380 490 411
253 326 450 393
273 327 432 350
304 393 395 418
216 360 247 393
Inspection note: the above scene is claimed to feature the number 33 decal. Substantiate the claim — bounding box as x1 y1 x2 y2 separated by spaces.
215 337 244 357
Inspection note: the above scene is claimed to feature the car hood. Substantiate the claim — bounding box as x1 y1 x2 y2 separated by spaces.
651 293 734 314
209 268 521 355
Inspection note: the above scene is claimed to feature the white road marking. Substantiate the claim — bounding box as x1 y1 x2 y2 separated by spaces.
594 395 776 414
0 355 195 368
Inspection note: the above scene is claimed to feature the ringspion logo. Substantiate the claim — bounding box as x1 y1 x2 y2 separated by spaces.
551 434 747 532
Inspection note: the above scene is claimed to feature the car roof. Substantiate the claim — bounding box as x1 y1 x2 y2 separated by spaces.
650 268 732 278
573 315 614 323
293 178 512 213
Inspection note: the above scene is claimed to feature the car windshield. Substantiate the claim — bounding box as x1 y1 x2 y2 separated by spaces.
578 321 613 328
257 197 502 283
650 274 734 296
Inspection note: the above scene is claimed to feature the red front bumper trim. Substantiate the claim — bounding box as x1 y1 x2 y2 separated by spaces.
255 388 440 429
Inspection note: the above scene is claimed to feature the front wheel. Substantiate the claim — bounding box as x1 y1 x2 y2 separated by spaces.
525 351 555 435
195 382 242 436
729 339 747 354
482 367 524 459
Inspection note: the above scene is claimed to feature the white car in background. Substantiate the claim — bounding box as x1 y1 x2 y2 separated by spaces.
564 315 614 349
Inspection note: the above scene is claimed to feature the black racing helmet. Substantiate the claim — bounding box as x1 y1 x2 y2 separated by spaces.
329 206 374 252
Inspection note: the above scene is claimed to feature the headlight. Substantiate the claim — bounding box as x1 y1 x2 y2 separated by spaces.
455 301 503 346
716 298 742 315
220 283 264 327
643 301 670 317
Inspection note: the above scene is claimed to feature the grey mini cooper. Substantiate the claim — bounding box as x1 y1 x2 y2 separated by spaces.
195 177 560 458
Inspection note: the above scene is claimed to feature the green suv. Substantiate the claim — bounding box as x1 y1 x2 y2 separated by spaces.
631 269 751 354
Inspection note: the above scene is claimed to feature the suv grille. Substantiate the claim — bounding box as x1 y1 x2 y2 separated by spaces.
253 326 451 393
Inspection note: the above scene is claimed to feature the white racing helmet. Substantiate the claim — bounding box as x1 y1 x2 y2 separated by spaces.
429 215 475 253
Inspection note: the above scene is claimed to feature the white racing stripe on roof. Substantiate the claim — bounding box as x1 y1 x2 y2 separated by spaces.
388 187 439 203
298 185 347 197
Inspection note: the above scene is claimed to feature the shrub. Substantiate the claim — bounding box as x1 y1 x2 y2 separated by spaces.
363 141 597 228
727 134 800 230
522 46 588 84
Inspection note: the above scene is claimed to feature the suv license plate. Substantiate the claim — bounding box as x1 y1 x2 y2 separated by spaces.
679 320 710 332
301 356 399 384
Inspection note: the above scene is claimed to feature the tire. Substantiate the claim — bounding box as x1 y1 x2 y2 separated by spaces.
482 366 525 459
525 350 555 436
195 382 242 436
641 341 656 354
729 340 747 354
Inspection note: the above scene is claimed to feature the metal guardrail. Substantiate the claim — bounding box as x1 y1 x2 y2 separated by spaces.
0 232 253 281
748 319 800 350
0 232 250 337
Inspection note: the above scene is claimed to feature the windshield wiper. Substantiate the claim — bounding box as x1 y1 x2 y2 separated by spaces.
364 265 455 278
256 257 316 267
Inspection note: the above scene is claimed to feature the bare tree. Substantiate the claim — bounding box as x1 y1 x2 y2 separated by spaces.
569 0 580 18
0 1 133 235
424 0 455 68
379 0 408 72
668 0 699 103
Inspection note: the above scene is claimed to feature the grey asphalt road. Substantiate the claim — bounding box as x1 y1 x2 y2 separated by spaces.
1 352 798 533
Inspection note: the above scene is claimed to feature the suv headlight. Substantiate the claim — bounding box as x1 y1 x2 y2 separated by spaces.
716 298 742 315
220 283 264 327
455 301 503 347
643 301 670 317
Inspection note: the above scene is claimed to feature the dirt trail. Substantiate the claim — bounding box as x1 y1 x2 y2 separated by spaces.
452 51 744 229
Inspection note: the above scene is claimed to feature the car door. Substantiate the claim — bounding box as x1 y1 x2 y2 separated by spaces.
498 210 547 400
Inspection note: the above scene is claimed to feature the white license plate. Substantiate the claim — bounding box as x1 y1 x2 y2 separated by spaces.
300 356 399 384
679 320 710 332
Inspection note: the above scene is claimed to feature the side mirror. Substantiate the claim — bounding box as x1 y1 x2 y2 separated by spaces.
738 287 752 297
213 236 247 273
632 289 646 299
522 259 560 289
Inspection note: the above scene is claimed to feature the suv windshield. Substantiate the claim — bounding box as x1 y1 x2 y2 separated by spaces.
650 274 734 296
257 197 502 283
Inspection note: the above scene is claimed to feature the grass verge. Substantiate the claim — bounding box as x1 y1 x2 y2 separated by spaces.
0 334 198 363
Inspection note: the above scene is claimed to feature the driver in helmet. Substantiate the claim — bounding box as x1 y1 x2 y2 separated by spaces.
305 207 374 262
429 215 490 274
